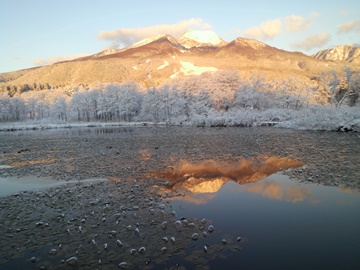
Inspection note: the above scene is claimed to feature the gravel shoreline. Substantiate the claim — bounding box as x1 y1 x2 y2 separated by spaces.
0 178 241 269
0 126 359 269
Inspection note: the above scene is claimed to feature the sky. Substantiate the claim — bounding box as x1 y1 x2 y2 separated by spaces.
1 0 359 73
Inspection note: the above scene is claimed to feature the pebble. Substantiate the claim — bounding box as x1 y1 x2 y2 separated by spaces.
160 221 167 230
116 239 123 247
119 262 127 268
191 233 199 240
66 256 78 266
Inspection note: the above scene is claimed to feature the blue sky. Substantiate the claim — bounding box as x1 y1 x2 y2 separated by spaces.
1 0 359 73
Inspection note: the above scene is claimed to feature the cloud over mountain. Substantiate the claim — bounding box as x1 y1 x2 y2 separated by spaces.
291 32 330 51
244 19 282 40
337 20 360 34
243 12 318 41
97 18 212 48
285 15 311 32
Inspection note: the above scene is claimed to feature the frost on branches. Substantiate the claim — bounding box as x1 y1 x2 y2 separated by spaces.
0 69 359 131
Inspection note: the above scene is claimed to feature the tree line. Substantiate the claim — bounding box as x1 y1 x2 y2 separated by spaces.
0 69 359 125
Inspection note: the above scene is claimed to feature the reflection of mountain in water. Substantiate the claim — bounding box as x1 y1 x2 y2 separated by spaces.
155 155 304 194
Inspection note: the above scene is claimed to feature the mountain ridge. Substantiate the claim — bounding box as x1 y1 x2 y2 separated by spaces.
1 31 359 92
313 45 360 64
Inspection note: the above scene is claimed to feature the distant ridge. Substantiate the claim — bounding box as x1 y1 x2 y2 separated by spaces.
313 45 360 64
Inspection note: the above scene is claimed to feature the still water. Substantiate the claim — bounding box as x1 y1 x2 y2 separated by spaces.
169 173 360 269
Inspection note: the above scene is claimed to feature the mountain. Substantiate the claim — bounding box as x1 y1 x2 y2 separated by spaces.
177 30 227 48
1 31 359 92
313 45 360 64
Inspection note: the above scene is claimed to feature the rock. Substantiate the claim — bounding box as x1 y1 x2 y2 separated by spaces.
208 225 214 232
66 256 78 266
116 239 123 247
118 262 127 268
191 233 199 240
160 221 167 230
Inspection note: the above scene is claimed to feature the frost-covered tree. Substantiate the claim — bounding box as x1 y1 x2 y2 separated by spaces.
317 68 359 108
140 87 164 123
52 96 68 121
232 85 271 110
157 85 187 124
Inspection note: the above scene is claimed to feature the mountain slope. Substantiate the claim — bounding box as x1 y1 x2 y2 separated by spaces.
313 45 360 64
1 32 359 92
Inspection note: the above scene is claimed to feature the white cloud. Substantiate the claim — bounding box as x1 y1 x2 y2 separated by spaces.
244 19 282 40
33 53 90 66
97 18 212 48
337 20 360 34
291 33 330 51
285 15 311 32
243 12 318 41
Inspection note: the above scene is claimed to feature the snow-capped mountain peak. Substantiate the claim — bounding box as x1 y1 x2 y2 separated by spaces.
178 30 227 48
128 34 180 49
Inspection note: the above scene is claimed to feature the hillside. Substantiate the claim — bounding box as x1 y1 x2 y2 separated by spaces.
313 45 360 64
1 31 359 94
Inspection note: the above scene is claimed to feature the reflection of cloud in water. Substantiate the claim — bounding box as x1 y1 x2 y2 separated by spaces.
240 181 319 204
338 186 360 194
168 193 217 205
154 155 304 194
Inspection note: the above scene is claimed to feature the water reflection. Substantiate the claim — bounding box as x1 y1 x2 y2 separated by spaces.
238 178 319 203
169 175 360 270
155 155 304 194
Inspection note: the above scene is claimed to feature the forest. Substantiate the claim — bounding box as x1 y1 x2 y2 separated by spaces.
0 69 359 131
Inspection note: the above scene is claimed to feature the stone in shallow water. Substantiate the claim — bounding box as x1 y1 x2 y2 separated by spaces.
119 262 127 268
191 233 199 240
66 256 78 266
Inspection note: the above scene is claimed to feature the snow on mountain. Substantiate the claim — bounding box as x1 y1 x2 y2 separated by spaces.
313 45 360 63
170 61 217 78
233 37 267 50
129 34 180 49
178 30 228 48
156 61 169 70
